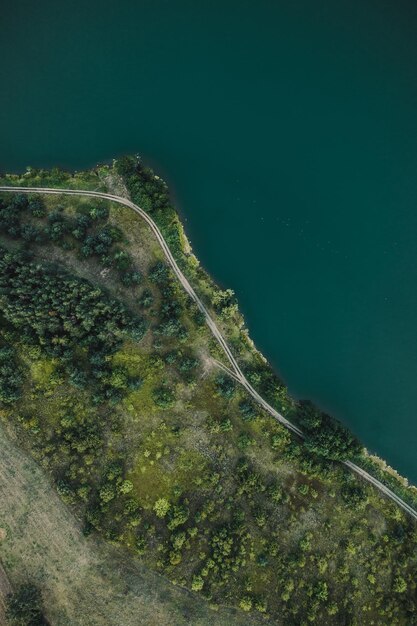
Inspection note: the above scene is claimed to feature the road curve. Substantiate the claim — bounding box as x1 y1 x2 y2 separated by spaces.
1 184 416 522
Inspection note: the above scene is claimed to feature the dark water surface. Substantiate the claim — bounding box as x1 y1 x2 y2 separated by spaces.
2 0 417 481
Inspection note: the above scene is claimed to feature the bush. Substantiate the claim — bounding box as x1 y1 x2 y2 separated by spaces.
6 584 46 626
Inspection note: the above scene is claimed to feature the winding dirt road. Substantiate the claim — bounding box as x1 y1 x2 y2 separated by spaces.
1 184 416 522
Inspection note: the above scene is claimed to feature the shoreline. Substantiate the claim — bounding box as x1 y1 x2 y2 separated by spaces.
118 157 417 503
154 169 417 492
1 159 417 513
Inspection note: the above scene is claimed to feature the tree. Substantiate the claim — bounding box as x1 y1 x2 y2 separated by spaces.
215 374 235 399
114 155 138 177
88 203 109 221
297 400 362 461
138 289 153 308
212 288 235 313
239 596 252 612
154 497 171 518
113 249 132 272
341 482 368 507
393 576 407 593
313 580 328 602
157 317 186 339
191 575 204 591
327 602 339 616
29 197 46 217
0 343 23 404
255 597 267 613
121 270 142 287
119 480 133 494
46 212 69 242
167 504 189 530
149 261 170 284
72 214 92 239
152 386 175 408
239 400 257 422
115 156 170 213
100 484 116 503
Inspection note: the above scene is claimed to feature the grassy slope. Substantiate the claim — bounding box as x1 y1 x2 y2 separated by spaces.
0 421 263 626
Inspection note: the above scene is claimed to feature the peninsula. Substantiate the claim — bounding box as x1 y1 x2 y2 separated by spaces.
0 156 416 625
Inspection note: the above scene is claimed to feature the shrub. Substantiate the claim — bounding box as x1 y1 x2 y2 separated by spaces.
6 584 46 626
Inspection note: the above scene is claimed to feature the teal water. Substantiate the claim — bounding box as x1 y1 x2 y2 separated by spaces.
2 0 417 481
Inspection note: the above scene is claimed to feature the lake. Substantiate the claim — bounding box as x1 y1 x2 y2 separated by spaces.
1 0 417 482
